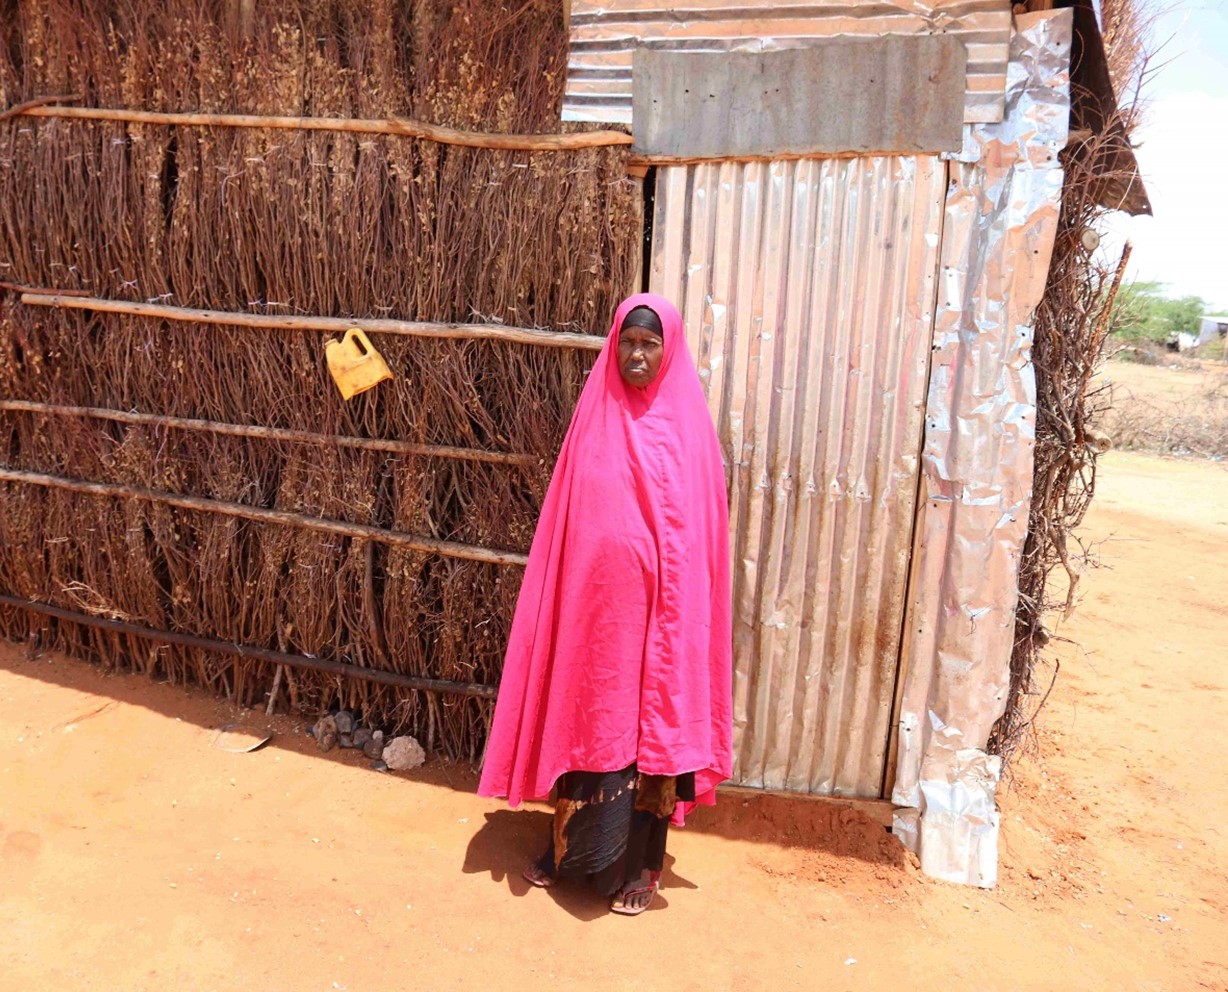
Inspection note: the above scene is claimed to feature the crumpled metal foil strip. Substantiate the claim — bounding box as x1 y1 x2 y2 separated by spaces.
891 9 1072 888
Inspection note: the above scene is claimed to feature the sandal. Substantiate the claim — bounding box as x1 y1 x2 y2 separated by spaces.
610 871 661 916
522 862 557 889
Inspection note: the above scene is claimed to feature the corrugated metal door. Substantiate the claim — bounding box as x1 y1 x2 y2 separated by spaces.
649 156 946 798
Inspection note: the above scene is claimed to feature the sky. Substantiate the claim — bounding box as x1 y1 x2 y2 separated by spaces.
1108 0 1228 311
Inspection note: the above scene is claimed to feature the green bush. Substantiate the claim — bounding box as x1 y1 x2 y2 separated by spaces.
1108 280 1212 342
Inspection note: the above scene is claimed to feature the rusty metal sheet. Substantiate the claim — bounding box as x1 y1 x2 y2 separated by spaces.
650 154 947 797
564 0 1012 126
890 9 1071 887
632 38 967 157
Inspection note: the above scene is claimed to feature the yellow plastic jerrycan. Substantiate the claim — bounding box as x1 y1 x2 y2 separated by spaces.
324 328 393 400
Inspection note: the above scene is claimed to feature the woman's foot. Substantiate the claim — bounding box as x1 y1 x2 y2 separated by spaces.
522 862 557 888
610 870 661 915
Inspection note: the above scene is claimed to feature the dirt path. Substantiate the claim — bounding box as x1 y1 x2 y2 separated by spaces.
1 450 1225 991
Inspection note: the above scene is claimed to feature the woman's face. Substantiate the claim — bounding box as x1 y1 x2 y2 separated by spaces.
618 322 665 388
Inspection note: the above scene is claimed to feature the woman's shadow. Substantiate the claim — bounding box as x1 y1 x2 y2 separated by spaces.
462 809 697 921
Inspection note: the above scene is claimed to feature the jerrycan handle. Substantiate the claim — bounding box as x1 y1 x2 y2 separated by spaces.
345 327 372 356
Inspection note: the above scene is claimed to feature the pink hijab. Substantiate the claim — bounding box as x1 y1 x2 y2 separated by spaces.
478 293 733 822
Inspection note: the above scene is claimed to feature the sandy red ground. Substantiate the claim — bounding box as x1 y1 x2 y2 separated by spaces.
2 448 1226 991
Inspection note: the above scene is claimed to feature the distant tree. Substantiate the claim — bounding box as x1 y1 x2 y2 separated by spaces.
1108 280 1207 341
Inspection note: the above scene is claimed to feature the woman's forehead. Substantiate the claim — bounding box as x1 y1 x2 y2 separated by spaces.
619 323 663 339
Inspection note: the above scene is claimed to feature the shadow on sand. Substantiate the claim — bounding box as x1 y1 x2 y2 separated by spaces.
461 808 697 921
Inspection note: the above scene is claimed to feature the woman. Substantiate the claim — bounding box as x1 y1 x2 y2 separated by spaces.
478 293 732 916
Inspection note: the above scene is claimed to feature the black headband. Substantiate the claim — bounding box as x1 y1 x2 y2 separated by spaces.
622 305 663 334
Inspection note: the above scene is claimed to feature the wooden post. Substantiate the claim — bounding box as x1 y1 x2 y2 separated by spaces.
266 664 285 715
0 466 529 567
18 105 633 152
19 292 607 352
0 593 499 699
0 399 536 467
225 0 256 37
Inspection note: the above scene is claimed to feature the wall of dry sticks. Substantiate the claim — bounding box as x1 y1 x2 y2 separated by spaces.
0 0 641 758
989 0 1148 763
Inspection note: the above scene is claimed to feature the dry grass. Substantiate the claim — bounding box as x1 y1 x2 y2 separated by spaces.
1099 358 1228 459
0 0 640 758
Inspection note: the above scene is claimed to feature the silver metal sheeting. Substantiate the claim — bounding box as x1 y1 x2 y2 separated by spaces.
631 39 967 157
891 9 1072 887
649 155 947 797
564 0 1012 126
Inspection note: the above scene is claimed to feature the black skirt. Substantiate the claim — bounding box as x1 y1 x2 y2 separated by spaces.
534 763 696 896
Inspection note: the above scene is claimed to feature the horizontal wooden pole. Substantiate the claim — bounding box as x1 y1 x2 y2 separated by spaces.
0 280 90 297
0 592 498 699
0 466 528 567
0 400 536 467
0 93 80 122
19 293 608 352
19 104 634 151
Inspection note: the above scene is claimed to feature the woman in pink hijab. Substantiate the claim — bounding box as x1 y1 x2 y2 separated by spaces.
478 293 733 915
